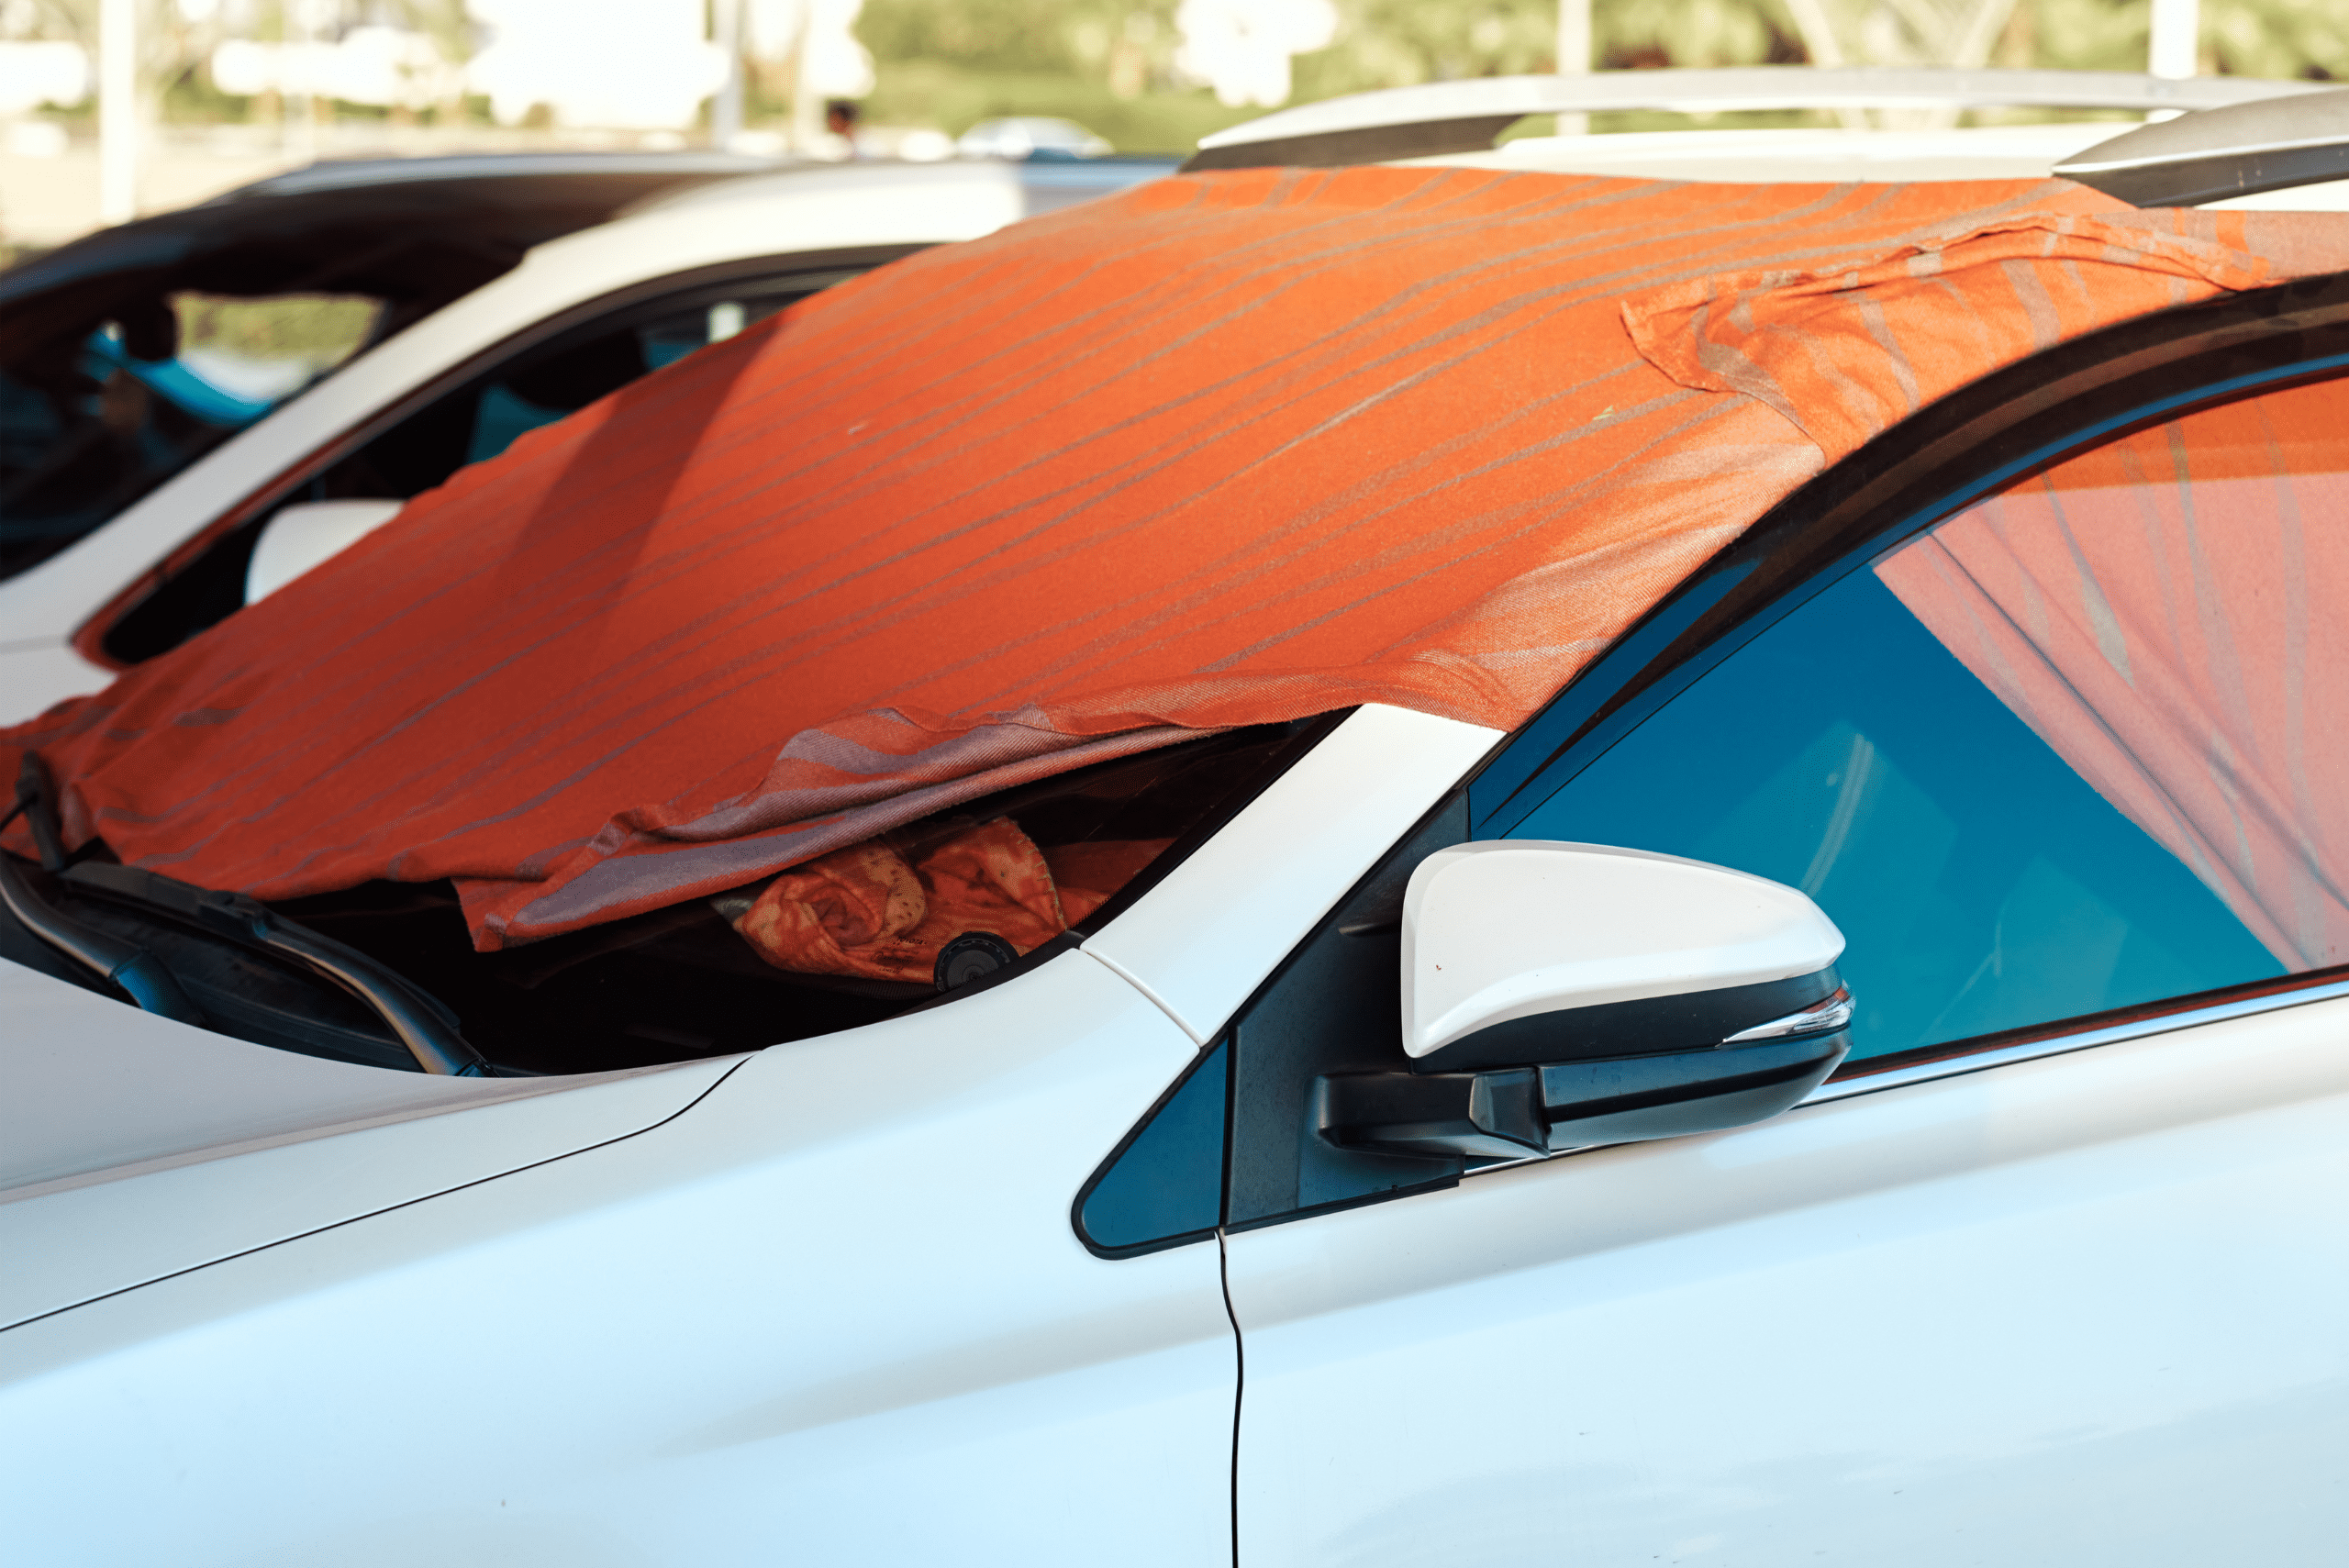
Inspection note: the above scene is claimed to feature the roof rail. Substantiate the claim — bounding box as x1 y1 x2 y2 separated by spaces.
1183 68 2327 173
2055 86 2349 206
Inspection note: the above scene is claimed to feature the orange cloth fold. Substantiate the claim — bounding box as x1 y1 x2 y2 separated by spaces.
1620 206 2347 462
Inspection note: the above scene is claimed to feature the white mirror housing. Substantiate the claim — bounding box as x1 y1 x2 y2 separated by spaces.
1400 841 1845 1066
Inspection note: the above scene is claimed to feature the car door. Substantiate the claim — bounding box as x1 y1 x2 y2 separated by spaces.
1218 313 2349 1562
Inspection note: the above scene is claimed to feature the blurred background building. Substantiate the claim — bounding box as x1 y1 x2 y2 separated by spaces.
0 0 2343 252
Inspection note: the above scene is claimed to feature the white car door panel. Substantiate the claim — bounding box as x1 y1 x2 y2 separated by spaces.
1230 995 2349 1565
0 948 1234 1566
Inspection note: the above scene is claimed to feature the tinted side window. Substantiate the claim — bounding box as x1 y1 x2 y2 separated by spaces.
0 291 384 582
1074 1043 1228 1257
1505 374 2349 1064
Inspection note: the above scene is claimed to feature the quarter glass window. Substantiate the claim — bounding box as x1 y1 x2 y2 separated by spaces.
1506 374 2349 1063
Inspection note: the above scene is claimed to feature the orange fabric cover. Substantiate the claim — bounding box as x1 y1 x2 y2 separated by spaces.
7 168 2347 949
1624 207 2349 462
734 818 1169 982
1876 374 2349 973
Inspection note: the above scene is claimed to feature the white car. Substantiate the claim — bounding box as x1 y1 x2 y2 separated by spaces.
0 153 1174 727
9 70 2349 1567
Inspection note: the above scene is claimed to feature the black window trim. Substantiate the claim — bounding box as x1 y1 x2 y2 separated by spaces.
75 243 929 670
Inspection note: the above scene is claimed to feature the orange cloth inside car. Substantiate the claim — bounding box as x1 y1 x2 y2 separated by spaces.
733 818 1170 983
7 167 2348 949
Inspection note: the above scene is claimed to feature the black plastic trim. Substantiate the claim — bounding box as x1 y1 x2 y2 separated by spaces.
0 852 206 1025
2068 141 2349 209
1409 965 1843 1073
1539 1030 1849 1134
1219 1172 1462 1236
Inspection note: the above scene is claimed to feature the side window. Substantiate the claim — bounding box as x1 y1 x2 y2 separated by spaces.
1074 1043 1229 1257
0 290 384 583
1505 373 2349 1066
96 272 850 667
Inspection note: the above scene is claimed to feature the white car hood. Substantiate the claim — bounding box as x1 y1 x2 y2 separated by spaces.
0 957 743 1327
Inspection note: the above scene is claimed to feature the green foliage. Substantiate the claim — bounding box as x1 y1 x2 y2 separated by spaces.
859 59 1259 147
1601 0 1803 67
857 0 1082 74
2205 0 2349 79
848 0 2349 150
856 0 1246 150
1290 0 1559 98
856 0 1185 78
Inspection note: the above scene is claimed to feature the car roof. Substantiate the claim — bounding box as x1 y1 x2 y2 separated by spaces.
622 152 1183 222
206 149 786 202
0 150 785 311
1183 67 2348 202
1184 66 2327 173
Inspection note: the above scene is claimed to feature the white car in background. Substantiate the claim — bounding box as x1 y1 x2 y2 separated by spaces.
0 153 1174 725
11 69 2349 1568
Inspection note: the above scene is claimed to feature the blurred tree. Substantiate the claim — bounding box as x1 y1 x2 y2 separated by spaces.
1290 0 1555 95
857 0 1176 77
17 0 473 117
2203 0 2348 78
855 0 1264 147
1601 0 1802 68
1290 0 1803 97
855 0 2349 149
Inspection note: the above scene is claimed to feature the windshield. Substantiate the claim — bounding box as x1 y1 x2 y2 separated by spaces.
0 724 1317 1074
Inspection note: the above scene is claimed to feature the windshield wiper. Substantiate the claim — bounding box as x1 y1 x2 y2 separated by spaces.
9 754 499 1075
58 860 499 1076
2 760 206 1026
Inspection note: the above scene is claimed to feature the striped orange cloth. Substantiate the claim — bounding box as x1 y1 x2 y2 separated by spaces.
7 167 2347 949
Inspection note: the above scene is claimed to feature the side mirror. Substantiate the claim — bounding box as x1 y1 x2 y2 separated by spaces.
245 499 406 605
1319 842 1851 1161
